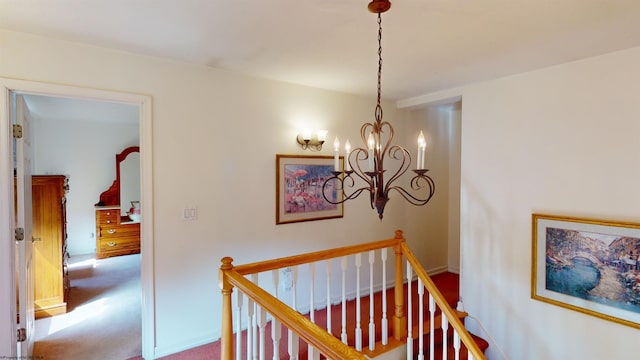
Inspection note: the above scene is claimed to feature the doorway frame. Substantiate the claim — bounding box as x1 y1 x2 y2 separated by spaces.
0 78 155 359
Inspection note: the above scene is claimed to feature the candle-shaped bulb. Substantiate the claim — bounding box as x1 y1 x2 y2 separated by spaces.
367 133 375 172
333 137 340 171
417 131 426 169
368 133 375 150
344 140 351 171
418 131 426 149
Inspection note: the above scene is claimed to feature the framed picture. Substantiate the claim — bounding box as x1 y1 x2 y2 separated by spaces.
276 154 343 224
532 213 640 329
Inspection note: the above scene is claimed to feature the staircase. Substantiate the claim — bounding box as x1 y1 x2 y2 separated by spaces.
411 273 489 360
218 230 489 359
318 277 488 359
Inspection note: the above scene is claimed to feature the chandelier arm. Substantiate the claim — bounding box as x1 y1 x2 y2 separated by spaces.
322 167 372 205
382 145 411 195
321 175 373 205
349 148 376 183
360 122 374 146
378 121 395 159
387 186 431 206
410 171 436 196
387 172 436 206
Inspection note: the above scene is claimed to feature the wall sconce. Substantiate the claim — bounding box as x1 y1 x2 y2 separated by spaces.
297 129 328 151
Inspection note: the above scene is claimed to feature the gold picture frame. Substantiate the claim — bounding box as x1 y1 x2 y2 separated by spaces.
276 154 344 225
532 213 640 329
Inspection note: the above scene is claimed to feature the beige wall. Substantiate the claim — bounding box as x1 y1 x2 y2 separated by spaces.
458 46 640 360
406 104 462 274
0 29 451 357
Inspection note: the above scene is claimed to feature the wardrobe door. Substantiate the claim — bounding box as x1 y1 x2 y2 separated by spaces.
32 175 67 318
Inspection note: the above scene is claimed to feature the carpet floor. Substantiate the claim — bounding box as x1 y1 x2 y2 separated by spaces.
33 253 142 360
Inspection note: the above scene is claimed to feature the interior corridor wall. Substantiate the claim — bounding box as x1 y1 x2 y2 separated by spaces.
458 46 640 360
405 103 461 273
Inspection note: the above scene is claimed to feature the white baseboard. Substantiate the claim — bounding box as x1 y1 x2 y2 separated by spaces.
154 333 218 359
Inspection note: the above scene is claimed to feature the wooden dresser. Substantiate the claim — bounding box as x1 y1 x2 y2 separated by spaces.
32 175 69 318
95 206 140 259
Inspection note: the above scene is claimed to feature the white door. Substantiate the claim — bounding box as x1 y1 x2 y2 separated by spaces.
14 93 35 356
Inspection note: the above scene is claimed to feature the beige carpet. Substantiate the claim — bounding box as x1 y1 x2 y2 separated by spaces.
33 253 142 360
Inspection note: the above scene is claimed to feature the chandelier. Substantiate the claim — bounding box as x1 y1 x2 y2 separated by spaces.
321 0 435 220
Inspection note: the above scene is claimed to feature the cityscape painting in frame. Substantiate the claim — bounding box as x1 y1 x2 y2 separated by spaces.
276 154 343 224
532 213 640 329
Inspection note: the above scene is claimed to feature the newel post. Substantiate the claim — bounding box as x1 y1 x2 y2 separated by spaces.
219 257 235 360
392 230 407 340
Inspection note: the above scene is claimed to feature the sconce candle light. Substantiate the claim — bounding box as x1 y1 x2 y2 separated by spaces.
297 129 328 151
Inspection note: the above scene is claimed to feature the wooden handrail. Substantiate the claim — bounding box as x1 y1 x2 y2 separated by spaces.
220 261 366 359
234 236 402 275
219 230 486 360
400 241 486 360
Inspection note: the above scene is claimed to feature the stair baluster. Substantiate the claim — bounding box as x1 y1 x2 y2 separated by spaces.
428 293 435 360
441 312 449 360
453 329 461 360
406 261 413 359
258 304 266 360
355 253 363 351
368 250 376 351
236 291 243 359
418 277 425 360
250 273 258 360
308 262 319 360
271 270 281 360
325 259 332 334
340 256 348 344
381 247 388 346
288 266 299 360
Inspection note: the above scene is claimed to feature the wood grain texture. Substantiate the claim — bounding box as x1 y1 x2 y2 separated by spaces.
95 207 140 259
32 175 68 318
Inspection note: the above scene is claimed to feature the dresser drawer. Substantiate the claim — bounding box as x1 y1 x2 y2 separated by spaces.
96 209 119 225
99 223 140 238
98 235 139 253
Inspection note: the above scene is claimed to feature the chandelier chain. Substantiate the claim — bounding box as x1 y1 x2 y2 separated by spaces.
376 11 383 119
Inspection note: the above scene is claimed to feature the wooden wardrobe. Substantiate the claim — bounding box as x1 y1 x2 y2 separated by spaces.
32 175 69 318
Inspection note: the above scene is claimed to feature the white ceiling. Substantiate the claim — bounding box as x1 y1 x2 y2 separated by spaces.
3 0 640 101
22 95 139 124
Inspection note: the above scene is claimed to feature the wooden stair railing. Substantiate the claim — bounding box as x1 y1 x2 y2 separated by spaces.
401 241 486 360
220 259 365 359
219 230 487 360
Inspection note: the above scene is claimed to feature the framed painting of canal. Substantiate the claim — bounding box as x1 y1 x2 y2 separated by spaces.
276 155 343 225
532 213 640 329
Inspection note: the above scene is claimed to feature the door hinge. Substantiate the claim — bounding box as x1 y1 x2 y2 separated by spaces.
17 328 26 342
15 227 25 242
13 124 23 139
